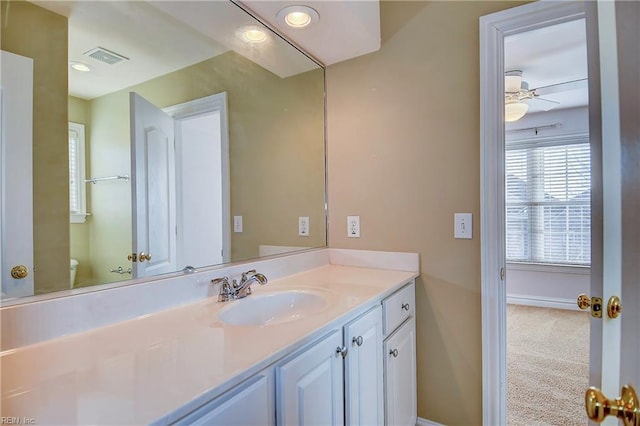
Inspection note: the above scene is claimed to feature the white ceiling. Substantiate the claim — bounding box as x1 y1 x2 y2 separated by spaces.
239 0 381 65
30 1 328 99
505 18 588 114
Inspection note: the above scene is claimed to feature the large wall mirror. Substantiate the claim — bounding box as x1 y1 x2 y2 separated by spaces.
0 0 326 302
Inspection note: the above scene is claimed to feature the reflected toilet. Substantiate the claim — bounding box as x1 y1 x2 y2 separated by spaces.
70 258 79 288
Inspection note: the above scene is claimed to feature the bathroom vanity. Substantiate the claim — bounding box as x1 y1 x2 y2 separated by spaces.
0 249 418 425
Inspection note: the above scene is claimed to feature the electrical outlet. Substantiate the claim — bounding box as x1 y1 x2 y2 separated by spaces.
299 216 310 236
234 215 243 233
454 213 472 239
347 216 360 238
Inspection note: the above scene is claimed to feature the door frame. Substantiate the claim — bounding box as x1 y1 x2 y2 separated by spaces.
163 92 231 263
479 2 588 424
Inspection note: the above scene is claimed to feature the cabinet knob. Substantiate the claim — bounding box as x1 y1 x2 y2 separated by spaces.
336 346 348 358
401 303 410 311
352 336 363 346
389 348 399 358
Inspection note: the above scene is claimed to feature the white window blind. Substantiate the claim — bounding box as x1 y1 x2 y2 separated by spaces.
69 122 87 223
506 136 591 265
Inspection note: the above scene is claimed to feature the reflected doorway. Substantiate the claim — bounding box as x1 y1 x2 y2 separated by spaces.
130 92 230 278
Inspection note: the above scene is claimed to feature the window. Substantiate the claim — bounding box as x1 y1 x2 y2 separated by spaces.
506 135 590 265
69 122 87 223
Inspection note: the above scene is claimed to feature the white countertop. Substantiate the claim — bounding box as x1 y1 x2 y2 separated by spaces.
0 264 417 425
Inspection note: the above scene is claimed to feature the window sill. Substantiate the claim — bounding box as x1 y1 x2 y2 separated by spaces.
506 261 590 275
70 213 89 224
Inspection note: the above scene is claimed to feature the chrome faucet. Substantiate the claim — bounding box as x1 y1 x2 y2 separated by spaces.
235 269 268 298
212 269 268 302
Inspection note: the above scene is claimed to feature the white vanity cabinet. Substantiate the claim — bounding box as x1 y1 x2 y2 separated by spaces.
171 280 417 426
344 305 384 425
276 329 345 425
383 282 417 426
173 368 275 425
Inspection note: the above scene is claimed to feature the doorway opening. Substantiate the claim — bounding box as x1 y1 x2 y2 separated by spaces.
479 1 592 424
503 17 590 426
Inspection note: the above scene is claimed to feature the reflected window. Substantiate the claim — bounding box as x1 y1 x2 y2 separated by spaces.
69 122 87 223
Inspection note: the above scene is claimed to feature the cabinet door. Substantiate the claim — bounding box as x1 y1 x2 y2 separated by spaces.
345 306 384 425
384 317 417 426
175 369 274 425
277 330 344 426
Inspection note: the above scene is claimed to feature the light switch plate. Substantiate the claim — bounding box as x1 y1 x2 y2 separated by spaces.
234 215 243 233
454 213 472 239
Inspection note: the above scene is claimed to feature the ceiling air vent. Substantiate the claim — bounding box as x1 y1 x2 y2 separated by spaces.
83 47 129 65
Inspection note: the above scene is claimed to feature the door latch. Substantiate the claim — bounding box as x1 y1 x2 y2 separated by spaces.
577 294 603 318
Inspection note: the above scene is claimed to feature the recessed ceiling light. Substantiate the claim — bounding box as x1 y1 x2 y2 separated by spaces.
277 5 319 29
69 61 91 72
236 25 268 44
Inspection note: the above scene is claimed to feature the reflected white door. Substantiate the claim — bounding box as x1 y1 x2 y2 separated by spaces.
1 51 34 298
130 93 176 278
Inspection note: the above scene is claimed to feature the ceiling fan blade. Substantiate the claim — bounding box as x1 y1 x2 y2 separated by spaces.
533 78 588 96
527 97 560 111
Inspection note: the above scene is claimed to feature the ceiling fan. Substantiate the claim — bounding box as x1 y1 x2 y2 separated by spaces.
504 70 587 122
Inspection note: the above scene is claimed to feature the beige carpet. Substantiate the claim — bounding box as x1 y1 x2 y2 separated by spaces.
507 305 590 426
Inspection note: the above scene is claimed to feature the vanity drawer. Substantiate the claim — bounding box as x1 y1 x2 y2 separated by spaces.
382 282 415 336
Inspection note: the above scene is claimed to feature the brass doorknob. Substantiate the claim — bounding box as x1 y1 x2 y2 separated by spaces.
138 252 152 262
608 296 622 319
577 294 622 319
585 385 640 426
10 265 28 279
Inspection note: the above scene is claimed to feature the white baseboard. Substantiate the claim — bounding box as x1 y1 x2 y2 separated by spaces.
507 294 580 311
417 417 444 426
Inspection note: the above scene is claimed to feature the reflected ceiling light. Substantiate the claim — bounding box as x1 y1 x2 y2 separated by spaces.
236 25 268 43
505 70 523 93
505 101 529 122
69 61 91 72
277 5 319 28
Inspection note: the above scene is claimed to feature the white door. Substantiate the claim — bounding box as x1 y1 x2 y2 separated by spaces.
276 330 344 425
344 305 384 426
588 0 640 418
384 318 417 426
130 93 176 278
1 51 34 298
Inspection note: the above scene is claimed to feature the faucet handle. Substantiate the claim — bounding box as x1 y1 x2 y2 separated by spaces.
212 276 234 302
211 276 230 286
242 269 257 279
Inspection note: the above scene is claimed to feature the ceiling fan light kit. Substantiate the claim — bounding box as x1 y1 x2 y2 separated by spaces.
505 101 529 122
504 69 562 121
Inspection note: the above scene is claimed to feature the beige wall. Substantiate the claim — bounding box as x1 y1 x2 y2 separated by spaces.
83 51 324 285
87 91 132 285
1 0 69 294
68 96 94 287
326 1 526 424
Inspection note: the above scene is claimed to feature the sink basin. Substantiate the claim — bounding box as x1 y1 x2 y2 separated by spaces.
218 290 329 326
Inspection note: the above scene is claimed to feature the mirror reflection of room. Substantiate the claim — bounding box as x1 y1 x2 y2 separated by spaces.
1 0 326 299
